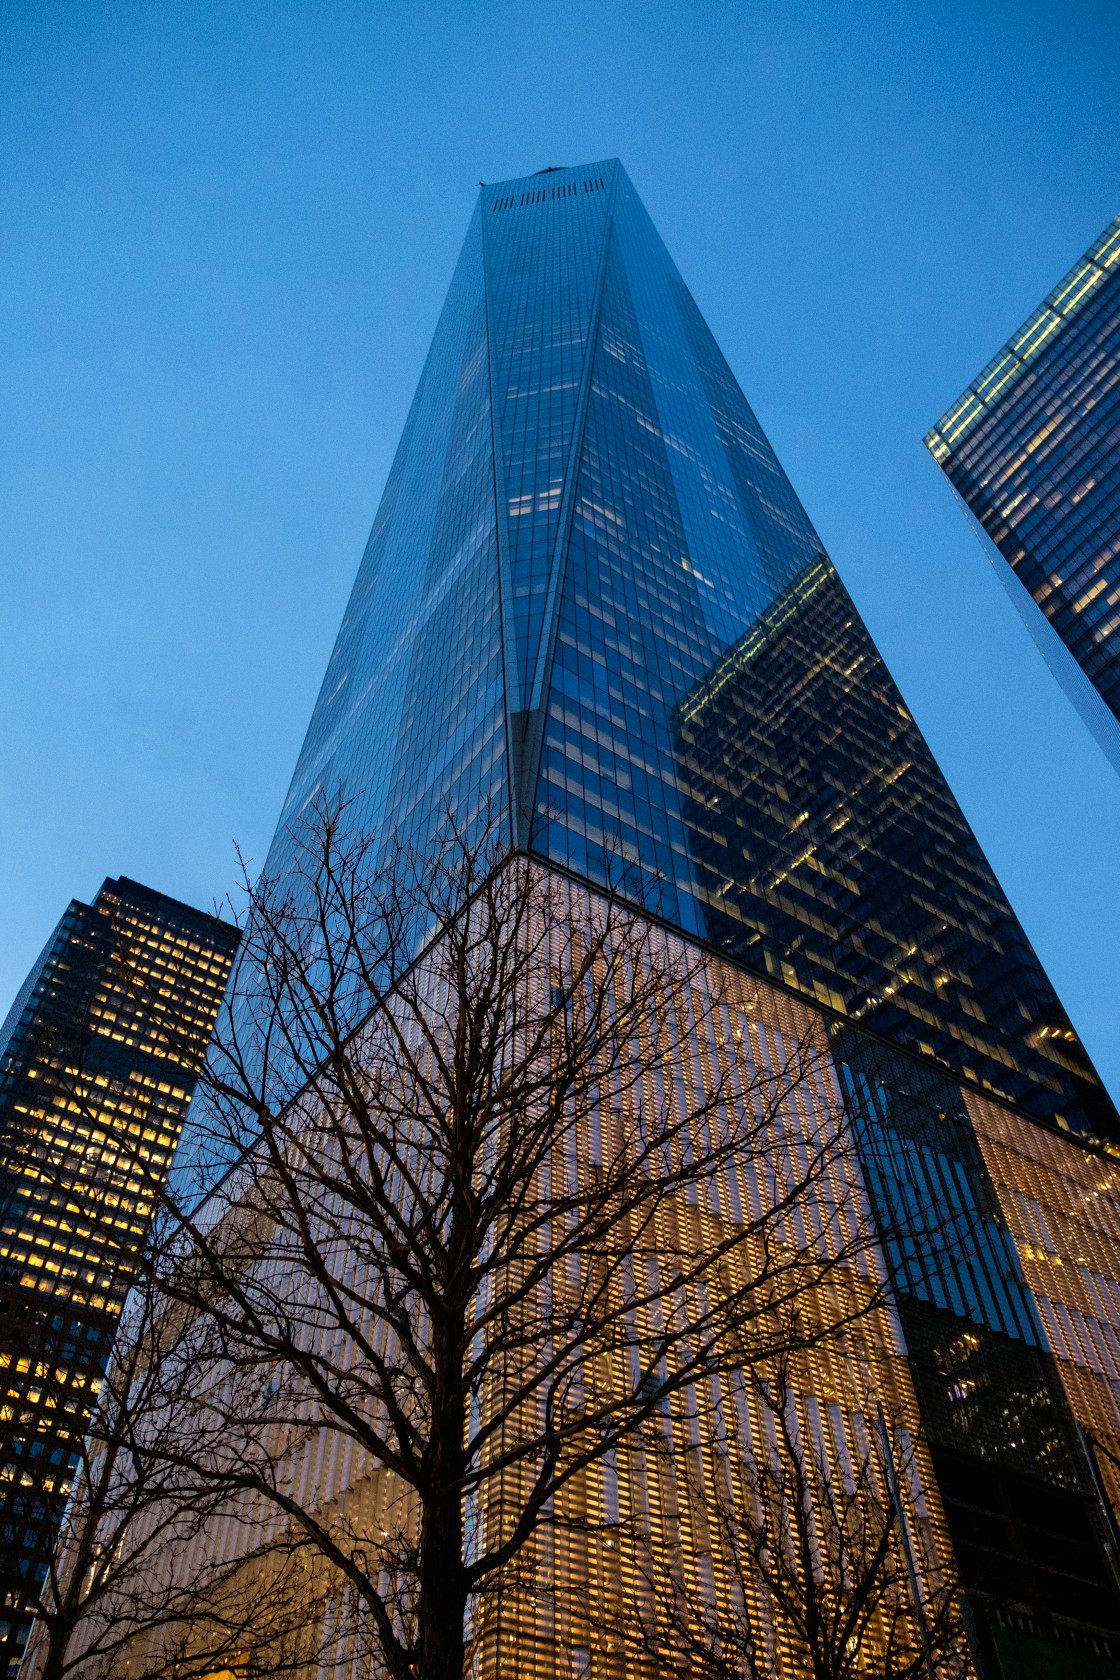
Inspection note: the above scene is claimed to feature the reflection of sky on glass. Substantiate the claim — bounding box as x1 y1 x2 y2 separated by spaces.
266 204 507 877
263 158 1116 1140
4 4 1120 1108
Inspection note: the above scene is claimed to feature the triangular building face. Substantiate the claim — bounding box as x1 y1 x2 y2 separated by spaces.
266 159 1114 1140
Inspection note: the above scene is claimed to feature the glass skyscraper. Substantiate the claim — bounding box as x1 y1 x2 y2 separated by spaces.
926 214 1120 775
0 878 238 1673
212 162 1120 1676
272 159 1114 1144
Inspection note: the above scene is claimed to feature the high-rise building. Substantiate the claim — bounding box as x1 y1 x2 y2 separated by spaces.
276 162 1115 1145
925 213 1120 774
0 877 238 1674
159 162 1120 1677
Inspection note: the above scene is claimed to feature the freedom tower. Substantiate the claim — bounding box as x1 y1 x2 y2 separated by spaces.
124 163 1120 1680
271 159 1112 1143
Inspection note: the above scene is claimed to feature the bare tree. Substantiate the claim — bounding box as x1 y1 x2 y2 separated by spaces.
0 963 324 1680
82 800 886 1680
0 868 244 1680
16 1252 353 1680
16 1273 224 1680
608 1349 968 1680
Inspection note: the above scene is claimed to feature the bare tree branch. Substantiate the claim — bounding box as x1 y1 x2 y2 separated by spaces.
57 799 890 1680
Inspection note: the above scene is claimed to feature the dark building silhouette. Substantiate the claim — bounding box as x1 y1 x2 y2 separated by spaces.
0 878 237 1673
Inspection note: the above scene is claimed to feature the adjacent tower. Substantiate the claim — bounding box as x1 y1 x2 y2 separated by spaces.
926 213 1120 774
0 878 238 1671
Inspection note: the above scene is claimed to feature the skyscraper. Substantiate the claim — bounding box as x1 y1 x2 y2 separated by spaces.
275 161 1114 1144
148 162 1120 1678
926 213 1120 774
0 877 238 1673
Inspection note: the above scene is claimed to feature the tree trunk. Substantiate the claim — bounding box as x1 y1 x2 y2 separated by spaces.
416 1486 467 1680
36 1624 69 1680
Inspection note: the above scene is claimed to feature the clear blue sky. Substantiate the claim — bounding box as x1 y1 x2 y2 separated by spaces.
3 0 1119 1097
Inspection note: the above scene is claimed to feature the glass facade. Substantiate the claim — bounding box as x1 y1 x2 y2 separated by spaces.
269 159 1114 1141
270 202 507 870
157 161 1120 1677
836 1033 1120 1650
0 878 238 1671
926 215 1120 774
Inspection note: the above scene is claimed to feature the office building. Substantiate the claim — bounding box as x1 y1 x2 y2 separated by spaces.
145 163 1120 1676
0 877 238 1672
926 213 1120 773
273 167 1115 1144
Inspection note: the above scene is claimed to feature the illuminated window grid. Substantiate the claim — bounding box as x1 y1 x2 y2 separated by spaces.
966 1090 1120 1523
0 1346 101 1462
0 898 236 1314
106 895 955 1680
926 214 1120 735
0 878 239 1671
471 925 952 1678
0 1066 173 1311
85 908 231 1058
926 214 1120 461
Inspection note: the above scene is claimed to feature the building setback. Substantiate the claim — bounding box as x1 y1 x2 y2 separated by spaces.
926 213 1120 774
0 877 238 1674
142 162 1120 1676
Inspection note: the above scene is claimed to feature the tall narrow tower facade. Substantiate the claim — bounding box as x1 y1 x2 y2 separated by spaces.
0 878 238 1670
273 160 1114 1142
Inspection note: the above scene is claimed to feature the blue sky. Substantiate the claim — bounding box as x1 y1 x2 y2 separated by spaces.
3 0 1120 1096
